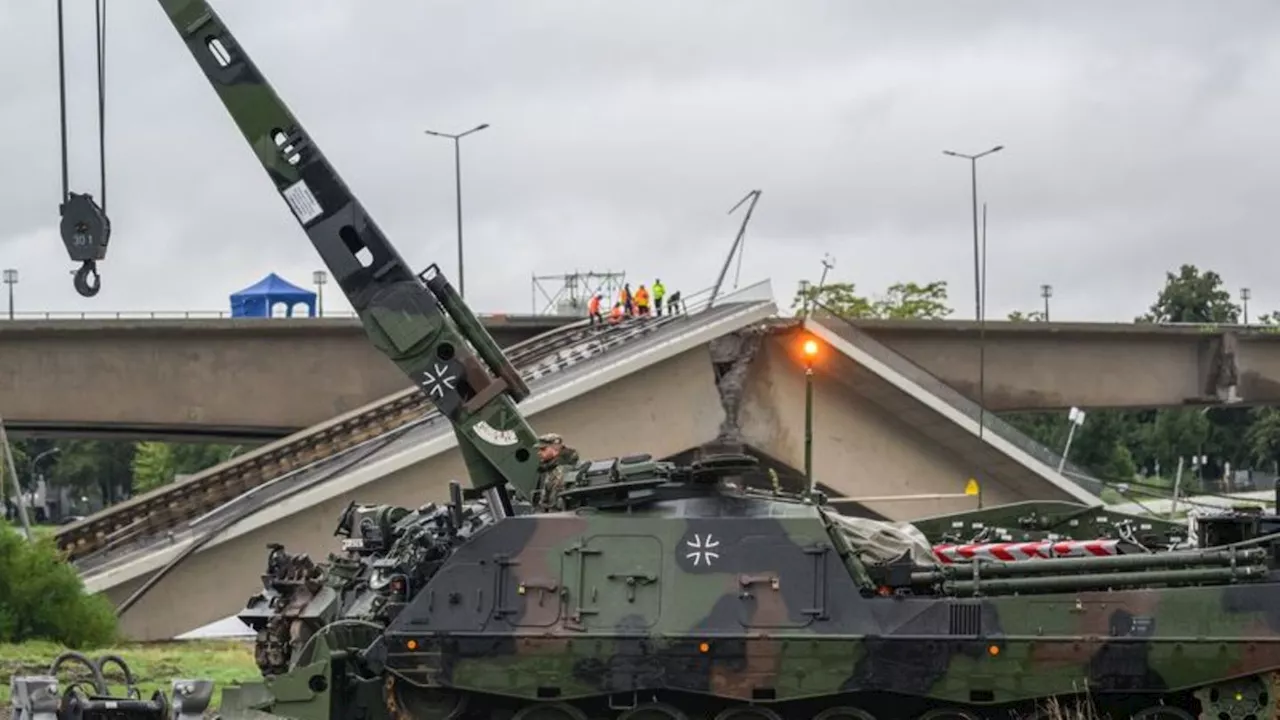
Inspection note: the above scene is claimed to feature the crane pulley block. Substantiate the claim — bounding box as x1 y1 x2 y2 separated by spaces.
59 191 111 297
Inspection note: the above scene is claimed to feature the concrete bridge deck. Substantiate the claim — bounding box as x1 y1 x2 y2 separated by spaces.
0 314 572 441
5 314 1279 441
78 283 1105 641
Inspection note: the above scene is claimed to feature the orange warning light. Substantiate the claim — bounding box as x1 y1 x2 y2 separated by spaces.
802 339 818 357
698 642 710 653
987 645 999 656
407 640 418 650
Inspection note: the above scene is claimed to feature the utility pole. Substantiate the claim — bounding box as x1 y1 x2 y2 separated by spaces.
1041 283 1053 321
424 123 490 299
0 412 32 540
1241 287 1251 325
313 270 327 317
943 146 1004 320
3 269 17 320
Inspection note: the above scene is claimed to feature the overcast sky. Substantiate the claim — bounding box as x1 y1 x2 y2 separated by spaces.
2 1 1278 321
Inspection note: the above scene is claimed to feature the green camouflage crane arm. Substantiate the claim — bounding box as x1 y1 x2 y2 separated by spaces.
155 0 539 516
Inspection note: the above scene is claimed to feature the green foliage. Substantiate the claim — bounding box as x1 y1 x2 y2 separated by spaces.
0 520 117 647
793 279 952 319
1138 264 1238 324
132 441 239 493
1007 309 1047 322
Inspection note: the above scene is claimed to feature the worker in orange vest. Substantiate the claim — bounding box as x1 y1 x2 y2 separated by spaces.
587 293 603 325
634 284 651 317
608 303 624 324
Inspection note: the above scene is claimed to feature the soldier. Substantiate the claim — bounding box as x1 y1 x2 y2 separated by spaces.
533 432 580 512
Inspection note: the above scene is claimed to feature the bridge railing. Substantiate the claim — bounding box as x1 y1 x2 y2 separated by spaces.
810 304 1108 497
0 282 751 321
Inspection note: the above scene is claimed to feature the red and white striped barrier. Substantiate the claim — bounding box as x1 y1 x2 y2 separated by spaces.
932 539 1128 564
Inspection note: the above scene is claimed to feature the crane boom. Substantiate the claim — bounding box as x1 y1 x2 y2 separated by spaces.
150 0 540 516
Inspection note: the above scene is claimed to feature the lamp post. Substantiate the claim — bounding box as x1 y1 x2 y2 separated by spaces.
1041 283 1053 321
313 270 327 317
943 146 1004 320
29 447 59 521
3 269 17 320
424 123 490 300
1241 287 1251 325
802 338 819 495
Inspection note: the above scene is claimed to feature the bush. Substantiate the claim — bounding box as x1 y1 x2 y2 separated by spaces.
0 520 117 648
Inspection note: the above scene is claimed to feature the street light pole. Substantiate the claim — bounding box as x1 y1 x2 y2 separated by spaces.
3 269 17 320
313 270 328 317
1241 287 1251 325
802 338 819 496
943 146 1004 320
1041 283 1053 321
424 123 490 300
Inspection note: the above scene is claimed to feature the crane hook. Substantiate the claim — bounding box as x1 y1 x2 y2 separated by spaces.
59 192 110 298
74 261 101 297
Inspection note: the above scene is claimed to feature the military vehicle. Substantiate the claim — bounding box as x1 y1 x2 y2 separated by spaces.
12 1 1280 719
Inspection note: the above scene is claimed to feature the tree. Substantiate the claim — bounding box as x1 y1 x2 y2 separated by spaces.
792 282 875 317
0 520 118 646
133 441 241 493
1007 309 1047 322
793 279 952 319
1139 264 1239 324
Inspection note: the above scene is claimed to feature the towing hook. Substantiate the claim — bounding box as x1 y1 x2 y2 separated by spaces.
74 260 101 297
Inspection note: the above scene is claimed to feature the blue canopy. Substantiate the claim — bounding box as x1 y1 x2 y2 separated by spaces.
229 273 317 318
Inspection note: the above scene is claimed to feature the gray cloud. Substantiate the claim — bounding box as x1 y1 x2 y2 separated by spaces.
3 0 1279 321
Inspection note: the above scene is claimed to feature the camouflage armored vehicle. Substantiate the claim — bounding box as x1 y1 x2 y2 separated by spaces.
11 1 1280 720
202 452 1280 720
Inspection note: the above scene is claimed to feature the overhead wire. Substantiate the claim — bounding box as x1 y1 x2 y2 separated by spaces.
54 0 110 295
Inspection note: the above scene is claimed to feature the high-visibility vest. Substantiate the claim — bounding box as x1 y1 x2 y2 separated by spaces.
609 305 623 323
635 288 649 306
588 296 601 314
653 282 665 300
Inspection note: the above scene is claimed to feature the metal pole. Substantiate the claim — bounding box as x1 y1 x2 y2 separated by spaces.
425 123 488 300
453 137 464 299
805 362 814 495
978 202 988 440
1170 456 1185 517
0 412 32 540
1057 422 1078 474
970 159 980 321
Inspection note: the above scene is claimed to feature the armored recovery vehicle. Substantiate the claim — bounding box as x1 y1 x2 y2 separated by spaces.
13 1 1280 719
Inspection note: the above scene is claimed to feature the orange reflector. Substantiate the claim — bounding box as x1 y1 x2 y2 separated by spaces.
407 640 418 650
699 642 710 653
988 645 999 656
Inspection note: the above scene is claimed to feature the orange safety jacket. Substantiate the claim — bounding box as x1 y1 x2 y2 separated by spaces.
587 296 601 314
609 305 624 323
635 288 650 307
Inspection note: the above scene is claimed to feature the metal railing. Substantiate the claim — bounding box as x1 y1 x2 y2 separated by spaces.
811 305 1107 496
65 277 772 564
2 281 745 321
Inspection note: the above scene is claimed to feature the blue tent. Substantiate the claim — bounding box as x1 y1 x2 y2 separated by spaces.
229 273 317 318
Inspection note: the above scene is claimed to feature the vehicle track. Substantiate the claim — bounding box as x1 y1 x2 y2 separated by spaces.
57 303 709 565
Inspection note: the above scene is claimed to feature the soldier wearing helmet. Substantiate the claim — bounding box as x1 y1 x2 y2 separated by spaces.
532 432 580 512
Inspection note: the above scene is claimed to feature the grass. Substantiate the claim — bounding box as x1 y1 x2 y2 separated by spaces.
0 639 259 713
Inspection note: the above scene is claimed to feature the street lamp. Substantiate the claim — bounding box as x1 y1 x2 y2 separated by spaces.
424 123 490 300
313 270 328 317
3 269 17 320
802 338 819 494
1041 283 1053 321
943 146 1004 320
1241 287 1251 325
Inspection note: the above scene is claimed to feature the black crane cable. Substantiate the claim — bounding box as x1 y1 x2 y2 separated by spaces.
55 0 109 217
